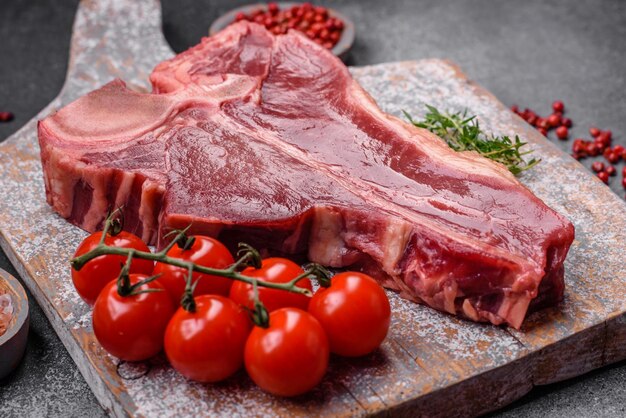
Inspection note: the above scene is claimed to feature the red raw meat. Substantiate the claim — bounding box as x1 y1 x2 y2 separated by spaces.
38 22 574 328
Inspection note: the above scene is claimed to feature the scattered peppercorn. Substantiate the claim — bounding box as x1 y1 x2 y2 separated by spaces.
606 165 616 176
591 161 605 173
596 132 611 148
587 143 600 156
556 126 568 140
552 101 564 113
547 114 561 128
510 103 571 139
512 100 623 197
230 2 344 49
0 111 14 122
607 151 620 164
572 143 585 154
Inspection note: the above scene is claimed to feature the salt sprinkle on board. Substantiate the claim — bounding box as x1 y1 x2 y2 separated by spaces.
0 1 624 417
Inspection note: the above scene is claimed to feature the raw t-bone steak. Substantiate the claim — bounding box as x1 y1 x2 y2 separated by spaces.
38 22 574 328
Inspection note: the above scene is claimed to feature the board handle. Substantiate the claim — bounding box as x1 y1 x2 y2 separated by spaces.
59 0 174 103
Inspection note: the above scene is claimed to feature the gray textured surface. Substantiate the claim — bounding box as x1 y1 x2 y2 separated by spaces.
0 251 104 418
0 0 625 417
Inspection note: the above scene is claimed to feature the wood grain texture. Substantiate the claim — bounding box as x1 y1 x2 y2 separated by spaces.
0 1 624 417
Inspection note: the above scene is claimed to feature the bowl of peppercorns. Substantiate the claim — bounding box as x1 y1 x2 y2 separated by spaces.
209 2 354 59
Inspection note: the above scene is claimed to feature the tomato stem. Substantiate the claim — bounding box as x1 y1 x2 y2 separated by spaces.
235 243 262 270
100 207 125 244
71 239 317 297
304 263 333 287
73 214 321 299
171 227 195 251
114 250 163 297
116 251 134 296
249 278 270 328
180 264 198 313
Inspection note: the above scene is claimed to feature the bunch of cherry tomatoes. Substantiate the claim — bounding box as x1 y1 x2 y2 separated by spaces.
71 227 391 397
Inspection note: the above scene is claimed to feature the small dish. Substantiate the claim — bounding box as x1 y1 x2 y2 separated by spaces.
209 2 355 59
0 268 29 380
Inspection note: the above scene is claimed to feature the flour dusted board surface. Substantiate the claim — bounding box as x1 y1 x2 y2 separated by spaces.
0 0 625 417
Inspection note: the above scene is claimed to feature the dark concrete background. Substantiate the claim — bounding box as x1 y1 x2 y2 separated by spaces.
1 0 625 416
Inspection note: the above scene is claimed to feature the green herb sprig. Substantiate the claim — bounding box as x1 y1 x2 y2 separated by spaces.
404 105 540 175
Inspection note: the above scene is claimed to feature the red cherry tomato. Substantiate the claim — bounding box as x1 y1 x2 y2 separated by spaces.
92 274 175 361
154 236 234 305
164 295 252 382
72 231 153 305
308 272 390 357
229 258 312 312
244 308 329 397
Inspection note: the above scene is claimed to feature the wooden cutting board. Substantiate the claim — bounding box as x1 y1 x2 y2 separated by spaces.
1 1 624 416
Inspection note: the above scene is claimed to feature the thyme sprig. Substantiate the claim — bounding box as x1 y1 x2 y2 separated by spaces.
404 105 540 175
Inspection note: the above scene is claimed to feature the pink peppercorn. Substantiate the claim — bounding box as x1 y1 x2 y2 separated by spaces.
556 126 568 140
552 101 564 113
587 143 600 156
268 2 279 14
606 165 616 176
572 142 585 154
606 152 620 164
591 161 605 173
547 114 561 128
